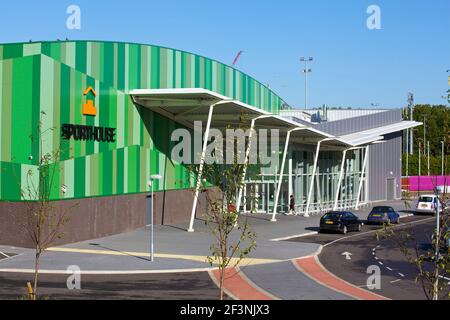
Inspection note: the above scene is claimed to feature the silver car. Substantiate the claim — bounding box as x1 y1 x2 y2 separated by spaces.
415 195 443 215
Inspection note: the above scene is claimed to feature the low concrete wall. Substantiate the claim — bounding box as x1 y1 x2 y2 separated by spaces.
0 188 203 248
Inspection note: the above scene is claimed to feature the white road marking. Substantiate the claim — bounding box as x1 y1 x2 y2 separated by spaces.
374 257 379 260
269 231 318 242
390 279 401 284
342 252 353 260
378 262 384 265
372 252 376 256
0 252 10 259
386 267 393 271
0 267 217 275
398 273 405 278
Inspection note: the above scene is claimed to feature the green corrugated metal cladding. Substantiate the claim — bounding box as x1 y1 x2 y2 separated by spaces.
0 41 288 201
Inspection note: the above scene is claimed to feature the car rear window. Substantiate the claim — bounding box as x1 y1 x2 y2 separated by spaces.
323 212 341 219
371 207 390 213
419 197 433 203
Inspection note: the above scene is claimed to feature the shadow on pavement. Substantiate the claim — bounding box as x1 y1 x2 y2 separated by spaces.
88 243 151 262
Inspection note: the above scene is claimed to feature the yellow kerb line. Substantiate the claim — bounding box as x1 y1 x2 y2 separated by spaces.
46 247 280 266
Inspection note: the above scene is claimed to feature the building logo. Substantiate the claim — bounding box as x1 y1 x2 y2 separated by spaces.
82 86 97 116
61 87 116 143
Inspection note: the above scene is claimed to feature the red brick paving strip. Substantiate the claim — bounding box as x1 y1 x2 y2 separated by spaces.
294 256 389 300
210 268 275 300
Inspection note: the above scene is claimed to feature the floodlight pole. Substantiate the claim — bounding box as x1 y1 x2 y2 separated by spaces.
419 142 421 196
408 93 414 155
406 124 409 178
423 116 426 156
301 57 313 110
441 140 445 177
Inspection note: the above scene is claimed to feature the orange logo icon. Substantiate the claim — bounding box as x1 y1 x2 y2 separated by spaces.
82 86 97 116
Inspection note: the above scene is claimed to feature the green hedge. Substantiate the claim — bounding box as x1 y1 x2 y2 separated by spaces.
402 154 450 176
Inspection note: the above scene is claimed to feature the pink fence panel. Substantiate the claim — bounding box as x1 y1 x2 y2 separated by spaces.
408 176 450 192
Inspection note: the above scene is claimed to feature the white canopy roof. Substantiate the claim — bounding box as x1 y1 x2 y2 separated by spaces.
130 88 422 148
130 88 339 146
338 121 422 147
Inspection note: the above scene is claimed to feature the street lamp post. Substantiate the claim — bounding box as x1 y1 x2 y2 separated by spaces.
434 177 440 265
300 57 313 110
149 174 162 262
418 142 421 196
405 110 409 178
408 93 414 155
423 116 427 157
442 140 445 177
428 140 430 176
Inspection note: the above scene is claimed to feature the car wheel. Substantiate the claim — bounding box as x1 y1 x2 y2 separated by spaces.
342 226 348 235
357 223 362 232
396 217 400 224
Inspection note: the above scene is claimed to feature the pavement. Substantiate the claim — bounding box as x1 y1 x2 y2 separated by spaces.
0 199 419 300
0 271 227 300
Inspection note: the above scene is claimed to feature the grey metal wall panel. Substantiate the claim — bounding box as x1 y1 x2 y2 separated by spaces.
313 109 402 136
281 109 390 122
368 132 402 201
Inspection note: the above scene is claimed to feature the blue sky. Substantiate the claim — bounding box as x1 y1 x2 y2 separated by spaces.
1 0 449 109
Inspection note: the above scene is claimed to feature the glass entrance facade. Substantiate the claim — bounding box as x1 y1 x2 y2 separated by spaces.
242 147 368 215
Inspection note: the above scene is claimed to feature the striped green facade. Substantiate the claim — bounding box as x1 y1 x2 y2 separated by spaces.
0 41 288 202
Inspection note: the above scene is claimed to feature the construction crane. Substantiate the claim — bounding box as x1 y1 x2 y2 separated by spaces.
231 51 244 67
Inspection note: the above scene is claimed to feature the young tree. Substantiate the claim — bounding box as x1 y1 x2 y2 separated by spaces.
189 123 259 300
20 111 75 299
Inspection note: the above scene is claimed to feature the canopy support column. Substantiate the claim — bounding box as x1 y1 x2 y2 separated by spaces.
288 158 293 199
334 149 349 210
355 145 370 210
236 118 257 212
271 128 303 222
305 139 331 217
188 104 215 232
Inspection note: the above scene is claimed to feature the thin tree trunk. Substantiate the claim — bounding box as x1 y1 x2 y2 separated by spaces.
433 225 440 300
33 250 40 300
220 266 225 300
433 261 439 300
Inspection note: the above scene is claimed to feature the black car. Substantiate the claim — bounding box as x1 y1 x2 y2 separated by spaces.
319 211 363 234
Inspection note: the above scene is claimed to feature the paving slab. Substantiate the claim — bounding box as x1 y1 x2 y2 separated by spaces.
0 200 408 274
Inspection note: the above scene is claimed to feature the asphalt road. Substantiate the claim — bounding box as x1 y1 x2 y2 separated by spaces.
0 272 229 300
288 215 450 300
